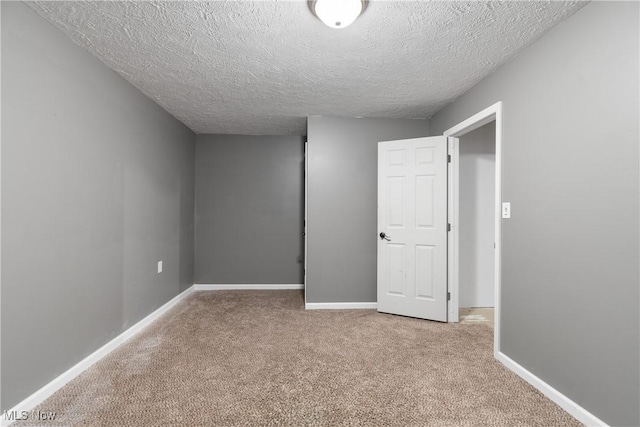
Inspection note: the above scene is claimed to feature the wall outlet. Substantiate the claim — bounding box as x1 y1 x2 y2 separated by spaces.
502 202 511 219
157 261 163 273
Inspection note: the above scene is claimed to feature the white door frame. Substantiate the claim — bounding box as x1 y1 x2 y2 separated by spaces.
444 101 503 357
304 141 308 306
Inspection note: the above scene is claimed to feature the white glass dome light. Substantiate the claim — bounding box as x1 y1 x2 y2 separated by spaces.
309 0 368 29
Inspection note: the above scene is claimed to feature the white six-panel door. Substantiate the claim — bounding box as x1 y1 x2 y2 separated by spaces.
377 136 448 321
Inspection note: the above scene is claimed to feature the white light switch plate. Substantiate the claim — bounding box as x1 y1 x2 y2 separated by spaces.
502 202 511 219
158 261 163 273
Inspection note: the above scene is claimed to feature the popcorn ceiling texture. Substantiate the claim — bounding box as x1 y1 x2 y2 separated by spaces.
28 1 585 135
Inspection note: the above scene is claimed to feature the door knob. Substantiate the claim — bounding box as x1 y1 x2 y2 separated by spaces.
379 232 391 241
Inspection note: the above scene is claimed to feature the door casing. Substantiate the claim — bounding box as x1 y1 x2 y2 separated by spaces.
304 141 308 306
444 101 503 358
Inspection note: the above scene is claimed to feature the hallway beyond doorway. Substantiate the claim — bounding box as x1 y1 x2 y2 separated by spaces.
460 307 494 327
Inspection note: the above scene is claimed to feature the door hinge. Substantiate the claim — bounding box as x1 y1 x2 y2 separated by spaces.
447 154 451 163
447 223 451 232
447 292 451 301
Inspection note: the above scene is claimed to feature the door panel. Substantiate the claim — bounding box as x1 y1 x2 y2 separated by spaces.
415 175 435 228
415 244 435 299
387 244 406 296
377 136 448 321
387 177 406 227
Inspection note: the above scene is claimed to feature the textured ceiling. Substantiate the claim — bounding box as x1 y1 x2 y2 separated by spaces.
28 1 586 135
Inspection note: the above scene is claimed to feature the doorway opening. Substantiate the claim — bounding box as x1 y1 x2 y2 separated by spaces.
457 122 496 327
444 102 503 357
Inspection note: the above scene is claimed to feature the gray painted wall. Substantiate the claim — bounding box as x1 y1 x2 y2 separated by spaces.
1 2 195 410
459 123 495 308
194 135 304 284
306 116 429 303
429 2 639 425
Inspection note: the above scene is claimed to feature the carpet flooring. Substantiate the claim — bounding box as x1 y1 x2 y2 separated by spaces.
18 290 581 426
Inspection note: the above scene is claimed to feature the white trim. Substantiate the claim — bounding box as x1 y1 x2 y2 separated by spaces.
0 5 3 421
304 141 309 307
443 101 503 358
497 352 608 427
193 284 304 291
2 286 195 427
305 302 377 310
447 137 460 323
493 105 503 358
444 103 499 137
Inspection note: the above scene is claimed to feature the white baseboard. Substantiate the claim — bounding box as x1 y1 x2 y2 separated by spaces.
193 284 303 291
305 302 377 310
496 352 608 427
2 286 195 427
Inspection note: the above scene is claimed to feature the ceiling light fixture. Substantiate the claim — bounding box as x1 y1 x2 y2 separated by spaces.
309 0 368 29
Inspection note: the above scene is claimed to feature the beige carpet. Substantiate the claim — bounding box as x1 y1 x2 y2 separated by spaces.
18 290 581 426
